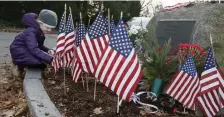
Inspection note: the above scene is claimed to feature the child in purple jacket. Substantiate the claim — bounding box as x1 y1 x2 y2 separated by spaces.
10 9 57 70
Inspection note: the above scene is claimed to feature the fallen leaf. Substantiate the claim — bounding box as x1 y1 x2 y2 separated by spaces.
140 110 146 116
155 112 162 116
66 88 69 93
154 111 169 116
14 102 28 117
1 110 15 117
51 80 56 84
54 86 61 90
0 101 14 109
59 103 65 107
93 107 103 115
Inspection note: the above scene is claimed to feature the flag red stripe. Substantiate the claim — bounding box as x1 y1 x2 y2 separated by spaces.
198 96 212 117
102 51 120 84
211 90 219 108
164 70 181 92
201 70 217 79
78 40 92 73
83 39 95 64
98 37 104 53
107 56 126 90
204 94 217 116
73 62 82 82
96 48 113 83
92 39 100 60
113 53 136 93
172 74 190 98
64 42 75 51
166 71 185 95
84 39 96 72
185 82 200 109
56 35 65 43
103 35 108 46
182 76 199 107
176 76 194 100
74 49 84 70
207 92 219 112
126 68 142 101
94 48 142 101
201 78 219 87
119 57 140 98
181 75 197 102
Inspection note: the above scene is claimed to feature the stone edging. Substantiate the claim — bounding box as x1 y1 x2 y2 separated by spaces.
23 68 62 117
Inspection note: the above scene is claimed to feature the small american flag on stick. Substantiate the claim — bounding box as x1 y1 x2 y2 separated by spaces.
94 20 142 101
165 55 200 109
75 12 109 75
72 21 86 82
63 14 76 68
52 11 66 73
197 47 224 117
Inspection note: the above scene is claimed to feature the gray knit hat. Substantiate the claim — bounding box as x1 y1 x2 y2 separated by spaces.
38 9 58 28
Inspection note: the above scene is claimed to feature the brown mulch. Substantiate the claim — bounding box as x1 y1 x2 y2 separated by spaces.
43 70 196 117
0 61 29 117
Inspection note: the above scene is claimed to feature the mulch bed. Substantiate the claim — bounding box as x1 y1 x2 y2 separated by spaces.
0 62 29 117
43 70 196 117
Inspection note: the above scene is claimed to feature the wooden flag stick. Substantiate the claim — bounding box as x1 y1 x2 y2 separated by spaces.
81 73 85 89
100 1 104 12
64 4 67 22
76 22 78 28
80 12 82 22
94 78 97 101
63 3 67 95
120 11 123 19
108 8 110 35
88 18 91 29
117 97 120 113
210 33 215 57
86 74 89 92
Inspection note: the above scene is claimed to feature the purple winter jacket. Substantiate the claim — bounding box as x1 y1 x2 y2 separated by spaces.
10 13 53 66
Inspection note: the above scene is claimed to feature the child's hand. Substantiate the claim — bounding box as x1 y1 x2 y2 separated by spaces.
48 49 55 56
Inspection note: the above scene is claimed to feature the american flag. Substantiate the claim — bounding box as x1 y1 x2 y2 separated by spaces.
51 11 66 73
94 20 142 101
165 56 200 109
197 47 224 117
105 17 116 33
63 14 76 68
76 12 109 75
199 47 223 94
110 19 116 32
197 88 224 117
72 21 86 82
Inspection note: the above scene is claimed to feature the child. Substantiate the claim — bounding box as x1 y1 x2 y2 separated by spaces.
10 9 57 70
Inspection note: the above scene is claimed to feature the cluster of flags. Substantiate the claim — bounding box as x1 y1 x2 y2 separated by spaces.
165 47 224 117
52 10 142 102
51 7 224 117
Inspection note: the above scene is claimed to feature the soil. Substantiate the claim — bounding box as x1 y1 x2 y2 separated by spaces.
43 70 196 117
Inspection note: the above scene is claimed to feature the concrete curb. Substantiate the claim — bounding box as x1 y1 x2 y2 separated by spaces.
23 68 62 117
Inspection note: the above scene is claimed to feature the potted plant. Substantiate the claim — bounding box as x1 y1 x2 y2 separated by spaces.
127 25 178 94
140 39 178 95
